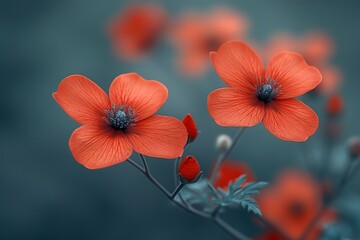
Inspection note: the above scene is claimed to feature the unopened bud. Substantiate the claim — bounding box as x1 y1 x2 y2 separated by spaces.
348 137 360 159
182 114 198 142
178 156 202 183
216 134 232 152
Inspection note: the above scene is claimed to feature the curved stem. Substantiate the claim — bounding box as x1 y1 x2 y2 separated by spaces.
209 128 247 184
138 153 150 173
170 183 185 200
127 158 171 198
127 156 251 240
174 157 180 186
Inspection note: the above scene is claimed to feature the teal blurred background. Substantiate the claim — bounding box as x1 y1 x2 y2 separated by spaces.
1 0 360 239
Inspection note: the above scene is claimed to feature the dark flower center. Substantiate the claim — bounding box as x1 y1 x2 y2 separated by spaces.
289 201 306 218
104 105 137 130
256 78 281 103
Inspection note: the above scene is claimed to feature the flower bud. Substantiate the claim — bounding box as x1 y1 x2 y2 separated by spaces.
216 134 232 152
182 114 198 142
348 137 360 159
326 93 344 116
178 155 202 183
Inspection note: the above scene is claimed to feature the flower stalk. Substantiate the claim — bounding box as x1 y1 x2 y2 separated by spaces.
208 128 246 184
127 155 252 240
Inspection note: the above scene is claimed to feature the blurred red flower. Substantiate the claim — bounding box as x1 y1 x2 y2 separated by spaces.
208 41 321 141
326 93 344 116
171 7 248 76
108 4 166 59
214 160 255 190
53 73 187 169
265 32 341 94
258 170 337 240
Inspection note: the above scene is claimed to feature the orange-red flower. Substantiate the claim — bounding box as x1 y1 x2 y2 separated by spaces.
208 41 321 142
182 114 198 142
258 170 337 240
214 160 254 190
53 73 187 169
171 7 248 76
178 156 201 183
265 32 340 95
108 4 166 59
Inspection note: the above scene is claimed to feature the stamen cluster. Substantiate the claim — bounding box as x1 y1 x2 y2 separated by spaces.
104 104 137 130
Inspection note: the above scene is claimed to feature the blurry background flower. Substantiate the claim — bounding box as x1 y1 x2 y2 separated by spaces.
264 32 341 95
170 7 248 77
108 4 166 59
213 160 254 189
258 170 337 240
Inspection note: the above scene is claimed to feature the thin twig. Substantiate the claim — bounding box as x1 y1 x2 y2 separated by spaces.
127 156 251 240
170 183 185 200
174 157 180 186
138 153 150 173
127 158 171 198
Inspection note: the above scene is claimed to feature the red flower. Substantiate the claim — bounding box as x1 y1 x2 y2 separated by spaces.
326 93 344 116
171 7 248 76
178 156 201 182
53 73 187 169
265 32 340 95
258 170 337 240
214 160 254 190
182 114 198 142
208 41 322 142
108 4 166 59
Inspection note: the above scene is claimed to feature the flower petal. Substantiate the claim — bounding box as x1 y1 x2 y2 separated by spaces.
263 99 319 142
53 75 110 125
265 52 322 99
69 125 133 169
210 41 264 90
127 115 187 158
208 88 264 127
109 73 168 121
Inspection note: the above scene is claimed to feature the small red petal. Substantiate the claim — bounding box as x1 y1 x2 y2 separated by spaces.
182 114 198 142
178 155 201 182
